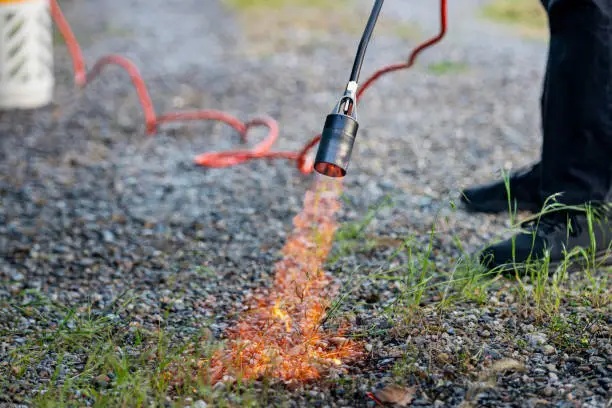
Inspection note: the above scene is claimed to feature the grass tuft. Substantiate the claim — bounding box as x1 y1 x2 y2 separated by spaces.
223 0 421 57
328 195 395 264
481 0 548 38
428 61 470 76
0 292 280 407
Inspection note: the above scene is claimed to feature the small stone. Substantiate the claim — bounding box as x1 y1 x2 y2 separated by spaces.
102 230 115 242
79 258 95 266
377 358 395 367
193 401 207 408
483 346 502 360
53 245 69 253
542 345 556 355
542 387 554 397
534 368 547 376
589 356 605 364
526 333 547 347
330 337 349 346
365 344 373 352
94 374 110 388
437 353 451 364
418 196 433 207
567 356 584 364
173 300 186 311
11 272 24 281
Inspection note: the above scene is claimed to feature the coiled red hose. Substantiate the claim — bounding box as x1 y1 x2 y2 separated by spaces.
50 0 447 174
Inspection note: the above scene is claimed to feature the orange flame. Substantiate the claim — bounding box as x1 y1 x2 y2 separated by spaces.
208 178 362 383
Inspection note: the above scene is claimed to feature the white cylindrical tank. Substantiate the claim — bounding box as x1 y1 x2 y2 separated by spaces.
0 0 54 109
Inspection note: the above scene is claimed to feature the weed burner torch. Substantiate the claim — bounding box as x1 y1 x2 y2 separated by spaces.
314 0 385 178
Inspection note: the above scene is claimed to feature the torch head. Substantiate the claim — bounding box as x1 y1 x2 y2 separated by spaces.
314 82 359 178
314 113 359 178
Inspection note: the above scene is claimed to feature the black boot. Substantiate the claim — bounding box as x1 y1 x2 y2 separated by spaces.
478 0 612 272
479 206 612 272
460 163 542 214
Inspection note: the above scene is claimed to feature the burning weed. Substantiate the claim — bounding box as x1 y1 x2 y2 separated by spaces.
202 178 363 385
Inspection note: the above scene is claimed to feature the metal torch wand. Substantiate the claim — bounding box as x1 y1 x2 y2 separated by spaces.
314 0 385 178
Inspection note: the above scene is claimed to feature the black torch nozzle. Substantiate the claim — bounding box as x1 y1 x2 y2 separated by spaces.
314 113 358 178
314 0 384 178
314 84 359 178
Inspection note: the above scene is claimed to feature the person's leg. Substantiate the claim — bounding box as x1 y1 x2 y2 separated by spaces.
480 0 612 271
539 0 612 205
460 1 552 215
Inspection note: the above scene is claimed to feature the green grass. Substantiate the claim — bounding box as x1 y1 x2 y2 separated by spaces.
391 22 423 41
328 217 609 393
327 195 395 264
223 0 421 58
428 61 470 76
481 0 548 38
327 171 610 354
0 292 281 407
546 313 601 354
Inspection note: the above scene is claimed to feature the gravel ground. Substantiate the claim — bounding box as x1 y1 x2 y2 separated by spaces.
1 0 610 407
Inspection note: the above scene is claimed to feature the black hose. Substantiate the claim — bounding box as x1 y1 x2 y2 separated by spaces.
349 0 384 83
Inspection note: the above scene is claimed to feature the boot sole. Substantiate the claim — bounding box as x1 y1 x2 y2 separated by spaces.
496 249 612 276
461 198 541 215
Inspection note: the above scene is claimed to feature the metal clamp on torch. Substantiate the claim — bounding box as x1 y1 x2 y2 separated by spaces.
314 0 384 178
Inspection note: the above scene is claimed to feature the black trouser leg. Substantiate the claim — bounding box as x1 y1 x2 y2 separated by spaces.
539 0 612 205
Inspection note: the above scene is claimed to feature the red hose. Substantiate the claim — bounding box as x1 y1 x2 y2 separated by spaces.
49 0 447 174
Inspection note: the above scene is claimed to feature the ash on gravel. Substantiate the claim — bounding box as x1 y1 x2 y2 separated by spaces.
1 0 610 407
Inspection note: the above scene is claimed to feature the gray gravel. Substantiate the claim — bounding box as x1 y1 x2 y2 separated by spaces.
1 0 610 406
